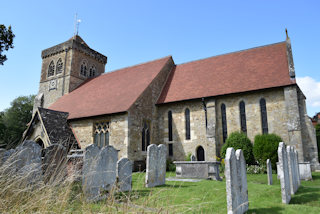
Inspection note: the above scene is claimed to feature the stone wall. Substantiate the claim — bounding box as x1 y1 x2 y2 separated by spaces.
70 113 128 159
127 58 174 162
157 87 290 160
157 99 215 161
216 87 290 154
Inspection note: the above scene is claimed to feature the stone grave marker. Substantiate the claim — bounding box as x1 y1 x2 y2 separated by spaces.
82 144 118 201
43 144 67 183
117 157 132 192
145 144 167 188
267 159 273 185
190 155 196 161
225 147 249 214
278 142 291 204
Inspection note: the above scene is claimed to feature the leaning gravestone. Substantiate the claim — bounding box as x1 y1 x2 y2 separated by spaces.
294 149 301 186
145 144 167 188
267 159 273 185
1 140 42 185
117 157 132 192
190 155 196 161
278 142 291 204
43 144 67 184
225 148 249 214
82 144 118 201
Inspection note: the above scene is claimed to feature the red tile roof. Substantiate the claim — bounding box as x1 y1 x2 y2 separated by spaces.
157 42 295 104
49 56 172 119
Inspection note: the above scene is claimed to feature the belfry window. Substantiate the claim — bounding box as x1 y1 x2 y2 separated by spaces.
168 111 173 141
185 108 191 140
89 65 96 77
94 122 110 147
260 98 268 134
239 101 247 134
80 61 87 77
56 58 63 74
221 103 228 143
48 60 55 77
142 121 150 151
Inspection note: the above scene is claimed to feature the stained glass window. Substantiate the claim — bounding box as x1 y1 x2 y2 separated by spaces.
239 101 247 134
185 108 191 140
260 98 268 134
94 122 110 147
168 111 173 141
56 58 63 74
221 103 228 143
48 61 55 77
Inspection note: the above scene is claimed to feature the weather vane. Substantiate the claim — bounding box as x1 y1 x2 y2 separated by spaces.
74 13 81 36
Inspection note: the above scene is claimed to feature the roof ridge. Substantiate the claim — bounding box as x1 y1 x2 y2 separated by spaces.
101 55 172 76
177 41 286 66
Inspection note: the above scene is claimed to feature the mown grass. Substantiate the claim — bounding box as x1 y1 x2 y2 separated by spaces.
1 171 320 213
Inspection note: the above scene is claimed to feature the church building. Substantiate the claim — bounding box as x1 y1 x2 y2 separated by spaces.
22 33 320 170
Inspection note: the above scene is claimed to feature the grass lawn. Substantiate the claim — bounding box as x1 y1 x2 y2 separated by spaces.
111 172 320 213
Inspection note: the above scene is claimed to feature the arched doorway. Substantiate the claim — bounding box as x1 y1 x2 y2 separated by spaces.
196 146 205 161
35 138 45 158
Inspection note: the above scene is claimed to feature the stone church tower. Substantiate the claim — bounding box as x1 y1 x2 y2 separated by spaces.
33 35 107 112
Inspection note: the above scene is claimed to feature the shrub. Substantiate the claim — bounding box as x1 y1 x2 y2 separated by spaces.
253 133 282 169
185 152 192 161
166 159 176 172
220 132 255 165
246 164 267 174
316 124 320 161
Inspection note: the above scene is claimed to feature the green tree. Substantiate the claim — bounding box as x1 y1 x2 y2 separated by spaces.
220 132 255 165
316 124 320 161
0 24 15 65
0 95 34 148
253 134 282 169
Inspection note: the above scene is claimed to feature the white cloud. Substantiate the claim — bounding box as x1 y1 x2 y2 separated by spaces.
296 76 320 113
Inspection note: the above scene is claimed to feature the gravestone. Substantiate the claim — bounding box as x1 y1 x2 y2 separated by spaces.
299 162 312 180
225 148 249 214
117 157 132 192
294 149 301 186
43 144 67 184
145 144 167 188
267 159 273 185
190 155 196 161
278 142 291 204
287 146 298 194
1 141 42 185
82 144 118 201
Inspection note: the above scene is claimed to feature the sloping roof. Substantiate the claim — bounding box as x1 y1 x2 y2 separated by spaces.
49 56 172 119
157 42 295 104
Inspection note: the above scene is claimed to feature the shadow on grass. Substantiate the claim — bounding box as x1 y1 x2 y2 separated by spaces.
290 186 320 205
247 206 284 214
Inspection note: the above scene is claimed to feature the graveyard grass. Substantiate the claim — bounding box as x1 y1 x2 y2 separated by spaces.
71 172 320 213
1 171 320 213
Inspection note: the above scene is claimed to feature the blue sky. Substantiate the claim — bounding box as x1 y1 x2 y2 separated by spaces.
0 0 319 115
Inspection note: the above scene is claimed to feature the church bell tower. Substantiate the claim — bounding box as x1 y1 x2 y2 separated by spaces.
33 35 107 113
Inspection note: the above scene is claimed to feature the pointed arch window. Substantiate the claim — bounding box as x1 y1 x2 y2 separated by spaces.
142 122 150 151
239 101 247 134
185 108 191 140
168 111 173 141
260 98 269 134
94 122 110 147
48 60 55 77
80 61 87 77
221 103 228 143
56 58 63 74
89 65 96 77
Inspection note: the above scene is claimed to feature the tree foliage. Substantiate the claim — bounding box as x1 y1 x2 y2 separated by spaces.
0 24 15 65
220 131 255 165
0 95 34 149
253 133 282 169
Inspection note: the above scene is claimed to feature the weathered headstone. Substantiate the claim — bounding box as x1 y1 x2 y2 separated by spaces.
267 159 273 185
225 148 249 214
117 157 132 192
287 146 298 194
1 141 42 185
82 145 118 201
294 149 301 186
278 142 291 204
299 162 312 181
190 155 196 161
145 144 167 188
43 144 67 184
